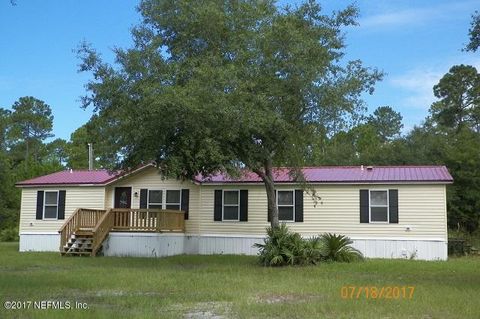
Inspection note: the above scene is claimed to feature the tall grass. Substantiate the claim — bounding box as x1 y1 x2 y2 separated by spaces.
0 242 479 318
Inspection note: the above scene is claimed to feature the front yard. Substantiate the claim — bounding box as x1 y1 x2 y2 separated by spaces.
0 242 479 318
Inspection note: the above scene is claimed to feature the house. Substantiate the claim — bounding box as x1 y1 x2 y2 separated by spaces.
16 164 453 260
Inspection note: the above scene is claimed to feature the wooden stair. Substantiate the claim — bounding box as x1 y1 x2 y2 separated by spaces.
61 231 98 256
59 207 185 257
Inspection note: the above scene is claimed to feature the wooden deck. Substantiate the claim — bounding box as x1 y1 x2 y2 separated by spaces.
58 208 185 256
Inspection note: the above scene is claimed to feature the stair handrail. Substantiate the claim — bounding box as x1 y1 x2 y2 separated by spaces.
58 208 81 252
91 208 114 256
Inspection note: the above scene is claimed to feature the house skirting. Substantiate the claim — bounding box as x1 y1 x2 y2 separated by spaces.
18 232 448 261
19 232 61 252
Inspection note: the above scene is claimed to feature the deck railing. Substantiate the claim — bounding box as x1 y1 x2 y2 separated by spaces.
60 208 185 255
59 208 107 251
111 208 185 233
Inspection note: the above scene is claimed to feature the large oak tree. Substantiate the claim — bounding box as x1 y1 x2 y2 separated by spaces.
78 0 381 227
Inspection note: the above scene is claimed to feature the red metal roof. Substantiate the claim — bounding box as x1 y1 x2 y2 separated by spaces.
198 166 453 184
16 165 453 186
16 169 120 186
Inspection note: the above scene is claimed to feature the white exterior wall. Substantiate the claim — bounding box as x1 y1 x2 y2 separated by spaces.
17 167 449 260
102 233 446 260
197 184 448 241
19 186 105 252
104 166 201 234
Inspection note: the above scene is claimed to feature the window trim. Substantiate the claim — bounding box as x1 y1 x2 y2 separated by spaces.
222 189 240 221
369 189 389 223
43 190 59 220
146 188 183 210
147 189 163 209
165 189 181 210
276 189 295 222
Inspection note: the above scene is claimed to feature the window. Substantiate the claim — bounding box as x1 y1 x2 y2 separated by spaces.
277 190 294 221
223 190 239 220
370 190 389 222
44 191 59 219
166 190 181 210
148 190 163 209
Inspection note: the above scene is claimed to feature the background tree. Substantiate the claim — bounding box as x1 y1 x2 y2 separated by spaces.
7 96 54 162
66 116 119 169
368 106 403 141
430 65 480 132
78 0 381 227
465 11 480 52
0 108 10 150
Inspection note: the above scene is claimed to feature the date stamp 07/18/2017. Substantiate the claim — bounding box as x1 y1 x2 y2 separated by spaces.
340 286 415 300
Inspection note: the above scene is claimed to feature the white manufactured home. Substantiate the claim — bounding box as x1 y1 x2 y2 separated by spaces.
16 164 453 260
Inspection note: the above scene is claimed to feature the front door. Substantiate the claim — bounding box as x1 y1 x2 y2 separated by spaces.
114 187 132 208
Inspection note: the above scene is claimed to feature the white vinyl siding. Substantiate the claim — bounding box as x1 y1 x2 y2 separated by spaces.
19 165 447 243
197 184 448 241
19 186 105 233
104 166 200 234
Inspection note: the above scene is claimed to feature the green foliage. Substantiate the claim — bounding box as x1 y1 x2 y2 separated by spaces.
0 227 18 242
66 118 119 169
368 106 403 141
7 96 54 162
254 224 307 266
77 0 381 226
255 224 362 266
465 11 480 52
431 65 480 132
319 233 363 262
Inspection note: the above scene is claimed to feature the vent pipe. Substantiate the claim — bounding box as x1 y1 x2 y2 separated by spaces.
88 143 93 171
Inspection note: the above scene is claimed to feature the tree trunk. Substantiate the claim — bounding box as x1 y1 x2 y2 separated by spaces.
255 159 279 228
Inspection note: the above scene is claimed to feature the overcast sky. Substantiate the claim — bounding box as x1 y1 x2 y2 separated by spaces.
1 0 478 140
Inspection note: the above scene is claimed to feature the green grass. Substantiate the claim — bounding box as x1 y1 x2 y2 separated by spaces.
0 243 479 319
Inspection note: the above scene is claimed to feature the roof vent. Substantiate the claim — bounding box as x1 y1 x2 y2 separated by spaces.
360 165 364 171
366 166 373 171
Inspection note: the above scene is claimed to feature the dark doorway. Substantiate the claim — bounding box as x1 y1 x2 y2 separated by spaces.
114 187 132 208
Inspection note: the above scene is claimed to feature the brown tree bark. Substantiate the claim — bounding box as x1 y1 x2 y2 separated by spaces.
255 159 279 228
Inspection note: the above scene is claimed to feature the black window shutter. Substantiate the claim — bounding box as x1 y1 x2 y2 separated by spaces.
214 190 222 221
239 190 248 221
389 189 399 223
181 189 190 220
58 190 66 220
294 190 304 222
360 189 369 223
36 191 44 220
140 189 148 209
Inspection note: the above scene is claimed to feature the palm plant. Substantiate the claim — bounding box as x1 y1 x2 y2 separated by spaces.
319 233 364 262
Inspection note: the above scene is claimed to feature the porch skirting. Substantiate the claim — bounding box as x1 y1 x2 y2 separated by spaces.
19 232 448 261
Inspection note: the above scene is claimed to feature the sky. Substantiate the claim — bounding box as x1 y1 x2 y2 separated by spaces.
0 0 479 140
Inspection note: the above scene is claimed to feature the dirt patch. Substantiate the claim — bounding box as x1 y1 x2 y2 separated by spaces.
94 290 163 297
166 301 233 319
255 293 319 304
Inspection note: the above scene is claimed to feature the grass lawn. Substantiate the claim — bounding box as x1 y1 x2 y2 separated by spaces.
0 242 479 319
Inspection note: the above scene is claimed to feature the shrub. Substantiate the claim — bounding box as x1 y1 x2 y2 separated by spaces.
254 224 306 266
0 227 19 242
255 225 363 266
319 233 363 262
